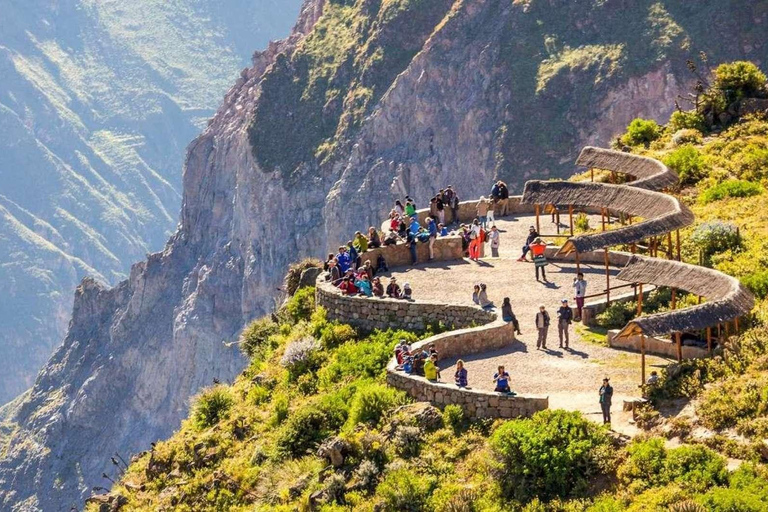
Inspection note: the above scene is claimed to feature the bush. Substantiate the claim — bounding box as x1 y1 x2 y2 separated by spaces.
376 468 433 511
690 221 741 262
354 459 380 490
669 110 706 132
742 270 768 299
276 405 344 458
596 301 635 329
442 404 465 433
284 286 316 323
664 145 706 185
575 212 590 232
318 336 393 386
280 336 322 380
393 425 422 458
320 322 357 349
490 410 609 501
347 382 407 427
699 179 762 204
240 317 279 359
618 437 668 493
192 386 234 429
284 258 323 296
712 61 767 102
622 118 662 146
672 128 703 146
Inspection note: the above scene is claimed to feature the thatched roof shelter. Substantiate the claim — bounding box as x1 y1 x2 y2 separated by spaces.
521 181 695 254
615 255 755 338
576 146 679 191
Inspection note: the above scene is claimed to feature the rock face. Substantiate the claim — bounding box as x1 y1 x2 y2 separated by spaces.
1 0 767 510
0 0 304 404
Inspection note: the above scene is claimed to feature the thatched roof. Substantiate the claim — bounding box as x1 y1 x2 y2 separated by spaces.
576 146 679 190
615 255 755 338
521 181 695 254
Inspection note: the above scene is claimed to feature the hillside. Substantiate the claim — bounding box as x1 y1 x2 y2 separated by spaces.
0 0 303 403
1 0 767 510
98 63 768 511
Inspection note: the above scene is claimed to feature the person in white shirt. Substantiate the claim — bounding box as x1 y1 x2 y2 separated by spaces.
488 225 500 257
573 272 588 320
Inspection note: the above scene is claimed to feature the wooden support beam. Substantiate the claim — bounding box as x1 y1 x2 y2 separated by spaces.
604 248 611 304
569 205 574 236
735 317 740 333
535 204 540 234
601 208 606 232
667 232 673 260
676 229 681 261
637 283 644 316
641 334 646 389
706 327 712 355
671 288 677 310
591 168 594 182
675 332 682 362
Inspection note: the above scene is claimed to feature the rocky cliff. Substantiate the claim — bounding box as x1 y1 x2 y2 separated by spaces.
0 0 302 404
1 0 766 510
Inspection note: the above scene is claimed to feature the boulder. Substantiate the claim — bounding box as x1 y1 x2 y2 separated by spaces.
317 437 349 467
299 267 323 291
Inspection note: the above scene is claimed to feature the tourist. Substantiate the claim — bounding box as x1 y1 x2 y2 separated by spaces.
376 254 389 274
476 196 489 229
517 226 539 262
472 284 481 305
405 199 417 217
488 225 500 257
339 276 358 295
386 277 401 298
359 261 374 280
402 282 413 300
426 215 437 260
327 258 341 284
336 246 351 274
535 304 550 350
501 297 522 334
435 194 446 225
383 229 400 246
460 224 470 254
409 216 421 236
355 275 373 297
455 360 468 387
573 272 588 320
498 181 510 216
493 365 511 393
368 227 381 248
468 219 482 261
646 371 659 386
424 354 440 382
478 283 492 309
429 196 438 221
406 229 418 265
347 240 360 270
428 343 438 359
599 377 613 425
372 277 384 297
448 187 460 225
323 253 335 271
394 200 405 217
354 231 369 253
438 223 449 236
530 237 548 282
557 299 573 349
490 181 500 203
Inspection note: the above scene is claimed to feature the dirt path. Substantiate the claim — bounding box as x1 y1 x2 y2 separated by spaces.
385 214 675 434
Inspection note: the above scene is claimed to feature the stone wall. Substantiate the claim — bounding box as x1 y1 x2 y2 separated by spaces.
316 279 494 332
356 235 464 269
386 320 548 419
606 330 708 359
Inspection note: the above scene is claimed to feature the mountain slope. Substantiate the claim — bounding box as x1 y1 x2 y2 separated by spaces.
1 0 766 510
0 0 302 403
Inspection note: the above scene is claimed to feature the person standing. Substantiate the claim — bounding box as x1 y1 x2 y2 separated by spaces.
530 237 548 282
468 219 482 261
405 199 416 218
406 230 418 265
449 188 460 225
498 181 510 216
573 272 588 321
535 305 550 350
488 225 500 257
426 215 437 261
557 299 573 349
599 378 613 425
455 360 468 387
517 226 539 262
435 194 446 225
476 197 489 229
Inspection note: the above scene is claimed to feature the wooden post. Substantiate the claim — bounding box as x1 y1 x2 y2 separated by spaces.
735 317 739 333
675 332 682 362
671 288 677 310
725 321 730 338
591 168 594 182
604 248 611 304
667 232 673 259
641 333 646 388
569 205 574 236
706 327 712 355
637 284 644 316
676 229 681 261
556 208 561 234
535 204 540 234
601 208 606 231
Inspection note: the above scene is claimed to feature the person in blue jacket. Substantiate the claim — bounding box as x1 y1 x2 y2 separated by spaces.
336 246 351 274
409 216 421 236
426 216 437 260
438 223 449 236
355 275 373 297
346 240 359 270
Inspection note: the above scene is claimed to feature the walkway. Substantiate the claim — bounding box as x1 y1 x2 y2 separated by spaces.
385 213 673 433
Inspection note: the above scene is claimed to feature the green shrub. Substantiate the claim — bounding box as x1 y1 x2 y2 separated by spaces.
276 404 345 458
284 258 323 296
442 404 465 433
672 128 703 146
712 61 767 102
733 143 768 182
281 336 322 380
618 437 668 492
698 373 768 430
284 286 316 323
376 468 433 511
192 386 234 429
318 335 393 386
240 317 279 359
669 110 706 132
622 118 662 146
393 425 422 458
490 409 609 501
699 487 767 512
664 145 706 185
320 322 357 349
346 382 407 427
270 392 290 426
690 221 741 262
575 212 590 232
699 179 762 204
596 301 635 329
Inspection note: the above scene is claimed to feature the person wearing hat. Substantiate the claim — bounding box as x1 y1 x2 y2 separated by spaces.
530 237 548 281
386 277 401 298
517 226 539 262
599 377 613 425
557 299 573 349
401 282 413 300
535 304 550 349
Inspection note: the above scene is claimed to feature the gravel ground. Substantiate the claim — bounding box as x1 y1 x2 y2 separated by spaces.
385 213 673 433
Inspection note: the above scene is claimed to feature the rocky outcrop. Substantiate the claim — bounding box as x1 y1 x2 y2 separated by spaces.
2 0 766 510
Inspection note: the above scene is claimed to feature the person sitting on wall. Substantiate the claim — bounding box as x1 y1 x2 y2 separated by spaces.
405 199 417 217
346 240 359 271
336 246 351 274
412 349 427 376
323 253 334 271
376 254 389 274
395 339 410 366
517 226 539 262
478 283 493 309
327 258 341 285
367 226 381 248
438 223 449 236
406 229 418 265
338 276 358 295
355 275 373 297
428 343 438 359
493 365 512 393
472 284 481 305
394 200 405 217
423 353 440 382
455 360 468 387
383 229 400 246
460 224 470 255
501 297 522 335
401 282 413 300
353 231 368 253
386 277 401 298
372 277 384 297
